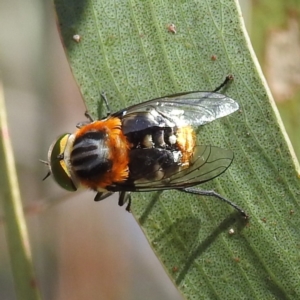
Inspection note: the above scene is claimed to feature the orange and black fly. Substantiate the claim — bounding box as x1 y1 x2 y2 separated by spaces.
43 76 247 218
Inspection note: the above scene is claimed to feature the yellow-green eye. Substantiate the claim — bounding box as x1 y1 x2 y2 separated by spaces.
48 134 77 192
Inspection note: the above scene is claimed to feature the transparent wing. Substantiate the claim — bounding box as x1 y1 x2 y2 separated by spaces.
111 145 233 192
112 92 239 134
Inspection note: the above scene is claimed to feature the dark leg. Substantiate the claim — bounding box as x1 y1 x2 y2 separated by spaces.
101 92 111 117
78 92 111 127
84 111 94 122
118 191 132 212
94 191 114 202
125 196 132 212
180 187 248 218
76 111 94 128
213 75 234 92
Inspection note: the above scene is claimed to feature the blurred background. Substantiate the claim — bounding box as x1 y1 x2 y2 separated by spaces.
0 0 299 299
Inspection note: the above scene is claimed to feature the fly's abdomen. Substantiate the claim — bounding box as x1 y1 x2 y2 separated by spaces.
123 113 196 185
176 125 196 166
128 148 182 183
124 108 196 157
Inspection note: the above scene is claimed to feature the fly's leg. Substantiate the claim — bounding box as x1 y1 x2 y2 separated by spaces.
213 75 233 92
101 92 112 117
84 111 94 122
180 187 248 219
118 191 132 212
78 92 111 127
94 191 114 202
76 112 93 128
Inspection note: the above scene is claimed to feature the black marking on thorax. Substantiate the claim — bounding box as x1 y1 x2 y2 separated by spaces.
70 130 112 180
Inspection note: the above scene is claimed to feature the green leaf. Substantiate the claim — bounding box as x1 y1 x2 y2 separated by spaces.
54 0 300 299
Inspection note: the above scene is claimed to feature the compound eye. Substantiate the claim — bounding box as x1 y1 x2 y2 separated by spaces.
48 134 77 192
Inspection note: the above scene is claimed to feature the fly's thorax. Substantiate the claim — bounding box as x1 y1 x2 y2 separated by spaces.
70 130 112 183
70 118 130 190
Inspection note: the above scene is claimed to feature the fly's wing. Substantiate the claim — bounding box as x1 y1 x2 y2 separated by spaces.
112 92 239 134
165 145 233 185
111 145 233 192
